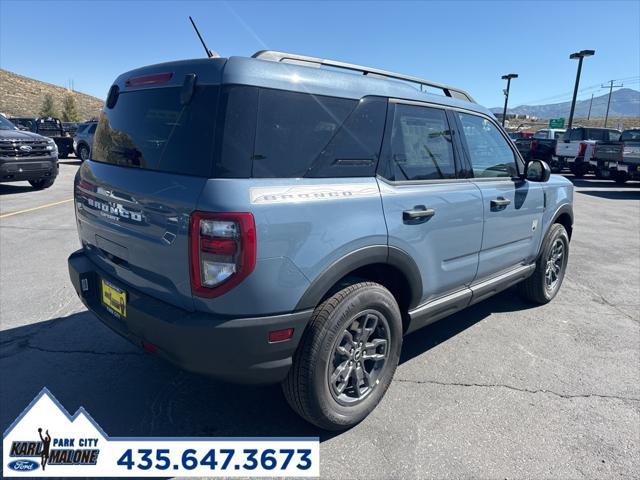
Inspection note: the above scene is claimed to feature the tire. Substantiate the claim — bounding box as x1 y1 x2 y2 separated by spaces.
78 144 90 162
29 178 55 190
614 172 628 185
282 282 402 430
519 223 569 304
569 164 586 178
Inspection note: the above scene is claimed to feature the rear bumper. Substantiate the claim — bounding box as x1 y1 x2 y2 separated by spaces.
0 157 58 182
68 249 312 384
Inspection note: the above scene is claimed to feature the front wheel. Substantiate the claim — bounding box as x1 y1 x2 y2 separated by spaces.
570 164 586 178
78 144 90 162
519 223 569 304
614 172 628 184
282 282 402 430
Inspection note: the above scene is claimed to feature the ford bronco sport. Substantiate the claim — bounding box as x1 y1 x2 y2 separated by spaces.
68 51 574 430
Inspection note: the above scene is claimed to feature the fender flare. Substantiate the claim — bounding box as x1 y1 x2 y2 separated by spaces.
536 203 573 258
295 245 423 311
549 203 573 234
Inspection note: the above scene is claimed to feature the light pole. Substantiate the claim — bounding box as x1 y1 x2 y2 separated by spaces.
566 50 595 136
601 79 624 127
501 73 518 127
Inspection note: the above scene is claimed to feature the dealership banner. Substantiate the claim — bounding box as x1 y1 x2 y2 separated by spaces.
3 388 319 477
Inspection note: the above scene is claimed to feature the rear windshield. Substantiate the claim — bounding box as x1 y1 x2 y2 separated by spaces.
93 86 219 177
621 130 640 142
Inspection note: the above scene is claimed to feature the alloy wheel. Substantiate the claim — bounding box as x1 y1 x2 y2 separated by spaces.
327 309 390 405
545 238 565 292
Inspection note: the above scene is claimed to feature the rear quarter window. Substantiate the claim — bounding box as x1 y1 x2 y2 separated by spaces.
214 87 386 178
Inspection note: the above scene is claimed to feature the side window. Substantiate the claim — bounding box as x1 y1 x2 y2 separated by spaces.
607 130 621 142
252 89 356 178
457 112 517 178
383 104 456 181
88 123 97 134
569 128 584 141
306 96 387 177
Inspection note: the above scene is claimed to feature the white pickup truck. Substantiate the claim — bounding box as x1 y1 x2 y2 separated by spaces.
555 127 621 177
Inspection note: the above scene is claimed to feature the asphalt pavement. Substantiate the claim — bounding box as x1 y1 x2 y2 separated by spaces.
1 160 638 479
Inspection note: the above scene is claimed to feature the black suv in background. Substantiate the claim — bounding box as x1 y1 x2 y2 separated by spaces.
9 117 74 158
0 116 59 189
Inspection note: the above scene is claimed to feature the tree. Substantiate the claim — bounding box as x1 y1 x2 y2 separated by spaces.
39 94 58 118
62 93 80 122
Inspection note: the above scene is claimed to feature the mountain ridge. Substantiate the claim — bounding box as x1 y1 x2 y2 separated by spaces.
491 88 640 119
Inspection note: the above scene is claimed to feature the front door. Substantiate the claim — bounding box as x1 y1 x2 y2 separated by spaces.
454 111 544 280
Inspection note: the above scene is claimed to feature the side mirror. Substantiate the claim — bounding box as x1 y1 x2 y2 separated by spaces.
525 159 551 182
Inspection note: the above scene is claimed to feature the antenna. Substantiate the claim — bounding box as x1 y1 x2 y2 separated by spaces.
188 16 218 58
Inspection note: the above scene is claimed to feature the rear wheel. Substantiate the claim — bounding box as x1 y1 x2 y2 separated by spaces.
29 178 55 190
282 282 402 430
519 223 569 304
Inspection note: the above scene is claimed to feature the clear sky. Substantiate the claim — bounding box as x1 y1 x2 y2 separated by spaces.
1 0 638 108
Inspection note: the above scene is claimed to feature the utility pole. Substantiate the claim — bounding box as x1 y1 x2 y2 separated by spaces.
601 80 623 127
566 50 595 136
501 73 518 127
587 94 594 120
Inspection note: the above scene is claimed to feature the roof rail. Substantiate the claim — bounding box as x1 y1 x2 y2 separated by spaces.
252 50 476 103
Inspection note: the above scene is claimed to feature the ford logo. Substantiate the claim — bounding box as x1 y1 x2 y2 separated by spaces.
8 459 39 471
19 145 33 152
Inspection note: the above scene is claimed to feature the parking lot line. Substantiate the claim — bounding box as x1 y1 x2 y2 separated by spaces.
0 198 74 219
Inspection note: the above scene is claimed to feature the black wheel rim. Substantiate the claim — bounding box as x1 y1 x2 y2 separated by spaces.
327 309 390 405
545 238 565 292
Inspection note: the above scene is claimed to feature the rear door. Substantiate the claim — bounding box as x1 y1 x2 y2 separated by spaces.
454 111 544 279
378 101 483 305
75 78 221 310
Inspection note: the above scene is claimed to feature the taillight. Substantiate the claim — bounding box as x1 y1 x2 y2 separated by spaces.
189 212 256 298
578 142 587 157
530 140 538 152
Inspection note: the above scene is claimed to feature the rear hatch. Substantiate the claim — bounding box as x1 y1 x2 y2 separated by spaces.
75 60 225 310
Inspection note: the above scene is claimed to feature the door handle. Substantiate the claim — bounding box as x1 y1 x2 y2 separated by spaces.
403 206 436 223
490 197 511 208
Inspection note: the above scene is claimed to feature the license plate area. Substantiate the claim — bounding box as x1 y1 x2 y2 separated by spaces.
101 279 127 319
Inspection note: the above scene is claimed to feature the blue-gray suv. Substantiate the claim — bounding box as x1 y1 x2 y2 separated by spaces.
68 51 573 430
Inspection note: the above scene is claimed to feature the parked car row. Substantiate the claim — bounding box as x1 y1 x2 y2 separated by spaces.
515 128 565 172
554 127 621 177
515 125 638 183
9 117 74 159
591 129 640 184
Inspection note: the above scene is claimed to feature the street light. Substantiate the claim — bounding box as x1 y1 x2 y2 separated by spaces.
501 73 518 127
566 49 595 136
